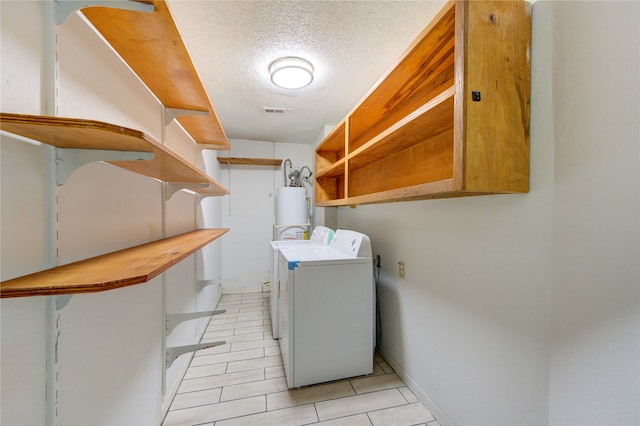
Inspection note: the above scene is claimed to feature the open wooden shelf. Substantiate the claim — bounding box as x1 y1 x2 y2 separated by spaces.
348 88 455 171
0 229 229 298
314 0 531 206
217 157 283 167
81 1 230 149
316 158 345 179
315 122 346 177
0 113 229 195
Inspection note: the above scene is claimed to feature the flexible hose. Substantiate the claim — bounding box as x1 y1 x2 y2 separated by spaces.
283 159 292 186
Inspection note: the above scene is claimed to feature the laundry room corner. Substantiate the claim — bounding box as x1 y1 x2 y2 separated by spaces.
211 139 313 292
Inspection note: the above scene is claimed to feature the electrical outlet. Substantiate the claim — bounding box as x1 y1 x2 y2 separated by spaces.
398 261 405 278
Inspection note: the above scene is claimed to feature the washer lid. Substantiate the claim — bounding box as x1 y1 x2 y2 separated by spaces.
279 246 369 270
279 246 352 262
271 240 321 250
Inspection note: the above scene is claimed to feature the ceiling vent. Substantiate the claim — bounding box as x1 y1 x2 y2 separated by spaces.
263 107 288 114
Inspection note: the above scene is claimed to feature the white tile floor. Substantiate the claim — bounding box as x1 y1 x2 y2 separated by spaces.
162 290 440 426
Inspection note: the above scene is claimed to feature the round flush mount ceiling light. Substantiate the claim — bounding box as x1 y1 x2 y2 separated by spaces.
269 57 314 89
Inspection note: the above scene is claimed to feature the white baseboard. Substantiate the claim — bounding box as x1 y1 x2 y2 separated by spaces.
377 345 452 426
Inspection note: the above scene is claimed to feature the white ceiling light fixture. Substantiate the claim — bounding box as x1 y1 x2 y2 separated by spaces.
269 57 314 89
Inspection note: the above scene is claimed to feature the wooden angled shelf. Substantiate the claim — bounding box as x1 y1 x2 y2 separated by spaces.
315 158 345 179
315 122 346 174
348 88 455 171
347 179 457 205
81 1 230 149
314 0 531 206
0 229 229 298
347 2 456 155
0 113 229 195
217 157 283 167
316 172 345 204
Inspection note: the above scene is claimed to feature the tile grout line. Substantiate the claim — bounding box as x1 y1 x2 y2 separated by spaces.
165 290 439 426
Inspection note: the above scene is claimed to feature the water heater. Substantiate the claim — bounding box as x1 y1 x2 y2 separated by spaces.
276 187 308 240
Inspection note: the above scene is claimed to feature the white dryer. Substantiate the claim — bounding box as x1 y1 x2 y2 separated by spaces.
269 226 333 338
278 229 373 388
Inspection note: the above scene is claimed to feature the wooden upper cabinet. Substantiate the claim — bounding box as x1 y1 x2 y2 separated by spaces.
458 0 531 194
81 0 230 149
314 0 531 206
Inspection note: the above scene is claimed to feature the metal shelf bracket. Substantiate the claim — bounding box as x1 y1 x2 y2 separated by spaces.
166 309 226 334
54 0 154 25
166 341 225 367
195 193 218 205
164 182 210 201
55 148 153 186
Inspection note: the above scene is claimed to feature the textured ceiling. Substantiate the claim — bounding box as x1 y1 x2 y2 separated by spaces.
167 1 447 145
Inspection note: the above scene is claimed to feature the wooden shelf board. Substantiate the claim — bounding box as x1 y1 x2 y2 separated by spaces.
313 198 349 208
315 174 345 204
349 130 454 197
190 185 229 196
0 113 229 194
81 1 230 148
315 158 345 179
341 182 503 206
316 150 344 175
315 179 457 207
316 121 346 153
313 0 530 206
0 229 229 298
217 157 283 167
347 2 456 153
349 87 455 171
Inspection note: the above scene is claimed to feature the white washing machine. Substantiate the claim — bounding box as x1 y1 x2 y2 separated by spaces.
269 226 334 338
278 229 373 388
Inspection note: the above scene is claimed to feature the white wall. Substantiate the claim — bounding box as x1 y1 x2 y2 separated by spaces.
3 1 638 425
547 1 639 424
329 1 639 425
1 3 224 424
217 139 312 289
2 4 56 424
199 149 225 298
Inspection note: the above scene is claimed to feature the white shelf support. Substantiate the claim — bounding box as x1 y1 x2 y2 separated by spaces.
55 148 153 186
166 310 226 334
164 182 209 201
166 341 225 368
197 278 236 292
197 279 218 292
56 294 73 310
165 107 208 124
195 193 220 205
54 0 154 25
